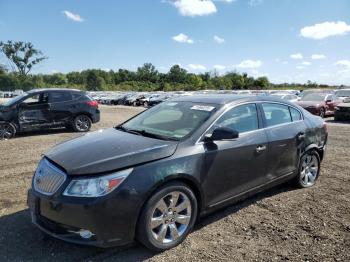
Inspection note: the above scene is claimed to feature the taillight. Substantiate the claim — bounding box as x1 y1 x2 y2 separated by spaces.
86 100 98 108
323 122 328 133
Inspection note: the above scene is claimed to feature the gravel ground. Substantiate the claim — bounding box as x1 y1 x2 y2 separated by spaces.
0 105 349 262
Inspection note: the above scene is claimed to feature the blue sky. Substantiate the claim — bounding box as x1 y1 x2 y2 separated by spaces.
0 0 349 85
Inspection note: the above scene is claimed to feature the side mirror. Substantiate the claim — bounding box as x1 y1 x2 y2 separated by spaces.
204 127 239 143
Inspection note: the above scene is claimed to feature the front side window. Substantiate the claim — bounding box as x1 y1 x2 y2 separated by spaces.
22 93 48 105
262 103 292 127
121 101 217 140
210 104 259 134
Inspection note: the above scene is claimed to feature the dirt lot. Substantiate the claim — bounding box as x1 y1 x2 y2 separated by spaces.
0 105 349 262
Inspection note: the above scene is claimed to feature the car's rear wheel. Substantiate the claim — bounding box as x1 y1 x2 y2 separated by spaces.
296 150 320 188
137 182 197 251
72 115 92 132
0 122 16 140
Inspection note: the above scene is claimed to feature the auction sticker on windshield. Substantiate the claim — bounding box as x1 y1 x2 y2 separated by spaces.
191 105 215 111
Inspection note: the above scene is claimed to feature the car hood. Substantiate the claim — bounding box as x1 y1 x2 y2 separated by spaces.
45 128 178 175
296 101 322 108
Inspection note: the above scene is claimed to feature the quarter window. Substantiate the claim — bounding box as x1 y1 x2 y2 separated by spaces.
211 104 259 133
262 103 292 127
289 107 302 121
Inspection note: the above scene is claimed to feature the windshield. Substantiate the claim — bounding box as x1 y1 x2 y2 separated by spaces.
335 90 350 97
119 101 218 140
300 93 326 102
1 93 27 106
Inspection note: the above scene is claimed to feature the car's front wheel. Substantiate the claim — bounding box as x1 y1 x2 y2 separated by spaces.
0 122 16 140
296 150 320 188
137 182 198 251
72 115 92 132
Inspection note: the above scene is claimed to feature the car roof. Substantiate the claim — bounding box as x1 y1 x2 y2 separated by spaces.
170 94 297 106
28 88 83 93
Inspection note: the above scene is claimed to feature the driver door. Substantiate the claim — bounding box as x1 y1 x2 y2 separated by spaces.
18 92 51 130
201 103 269 207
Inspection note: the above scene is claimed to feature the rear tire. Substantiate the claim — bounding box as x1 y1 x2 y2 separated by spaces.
295 150 320 188
137 182 198 251
0 122 16 140
72 115 92 132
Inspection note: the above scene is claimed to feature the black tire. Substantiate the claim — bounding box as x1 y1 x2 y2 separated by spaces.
319 107 325 118
137 182 198 251
72 115 92 132
0 122 16 140
295 150 320 188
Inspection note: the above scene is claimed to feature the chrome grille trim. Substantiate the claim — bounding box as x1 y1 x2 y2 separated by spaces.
33 158 67 196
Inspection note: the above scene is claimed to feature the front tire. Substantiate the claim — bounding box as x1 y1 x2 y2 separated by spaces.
72 115 92 132
0 122 16 140
295 150 320 188
137 182 198 251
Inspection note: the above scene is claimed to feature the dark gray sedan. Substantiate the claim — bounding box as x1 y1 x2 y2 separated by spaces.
28 95 327 251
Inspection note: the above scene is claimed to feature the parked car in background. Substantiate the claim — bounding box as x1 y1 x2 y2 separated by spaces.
335 89 350 101
296 93 340 118
28 95 327 251
270 93 299 103
148 94 172 107
0 88 100 139
334 97 350 121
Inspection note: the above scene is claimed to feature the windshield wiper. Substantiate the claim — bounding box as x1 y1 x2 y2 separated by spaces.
116 126 178 141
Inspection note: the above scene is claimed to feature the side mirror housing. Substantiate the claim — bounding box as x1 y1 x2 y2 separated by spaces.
204 127 239 142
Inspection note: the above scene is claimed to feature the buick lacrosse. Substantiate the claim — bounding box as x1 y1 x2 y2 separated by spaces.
28 95 327 251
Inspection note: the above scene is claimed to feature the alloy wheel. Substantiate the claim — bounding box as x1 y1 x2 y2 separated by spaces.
0 123 15 140
75 115 90 132
149 191 192 244
300 154 319 186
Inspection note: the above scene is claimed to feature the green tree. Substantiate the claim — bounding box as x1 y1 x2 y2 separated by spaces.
0 41 47 76
254 76 270 89
86 70 105 91
167 65 187 83
136 63 159 83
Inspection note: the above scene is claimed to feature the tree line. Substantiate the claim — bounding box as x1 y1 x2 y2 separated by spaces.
0 41 336 92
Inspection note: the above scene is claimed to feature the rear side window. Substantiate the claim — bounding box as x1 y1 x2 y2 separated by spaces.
262 103 292 127
289 107 302 121
212 103 259 133
49 92 72 103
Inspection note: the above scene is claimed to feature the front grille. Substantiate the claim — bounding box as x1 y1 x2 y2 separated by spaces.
33 158 66 195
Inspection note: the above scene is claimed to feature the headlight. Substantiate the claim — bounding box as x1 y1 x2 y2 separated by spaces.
63 168 133 197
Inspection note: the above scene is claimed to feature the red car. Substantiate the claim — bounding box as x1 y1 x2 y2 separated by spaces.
296 93 341 118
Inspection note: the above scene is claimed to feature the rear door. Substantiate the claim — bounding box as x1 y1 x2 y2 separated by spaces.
48 91 74 124
18 92 51 130
260 102 306 179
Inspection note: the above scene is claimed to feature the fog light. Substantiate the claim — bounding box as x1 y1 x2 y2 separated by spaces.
78 229 94 239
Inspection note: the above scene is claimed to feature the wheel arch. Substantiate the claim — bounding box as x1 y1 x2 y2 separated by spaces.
303 143 324 161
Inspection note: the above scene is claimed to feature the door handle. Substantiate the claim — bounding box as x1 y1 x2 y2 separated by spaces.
256 145 267 153
298 133 306 140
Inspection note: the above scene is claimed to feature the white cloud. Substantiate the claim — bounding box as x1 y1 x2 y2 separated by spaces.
237 59 262 69
173 0 217 17
188 64 206 70
296 66 305 70
290 53 303 60
248 0 263 6
301 61 312 66
213 64 226 70
335 60 350 69
62 10 84 22
214 0 235 3
213 35 225 44
311 54 326 60
172 33 194 44
300 21 350 40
